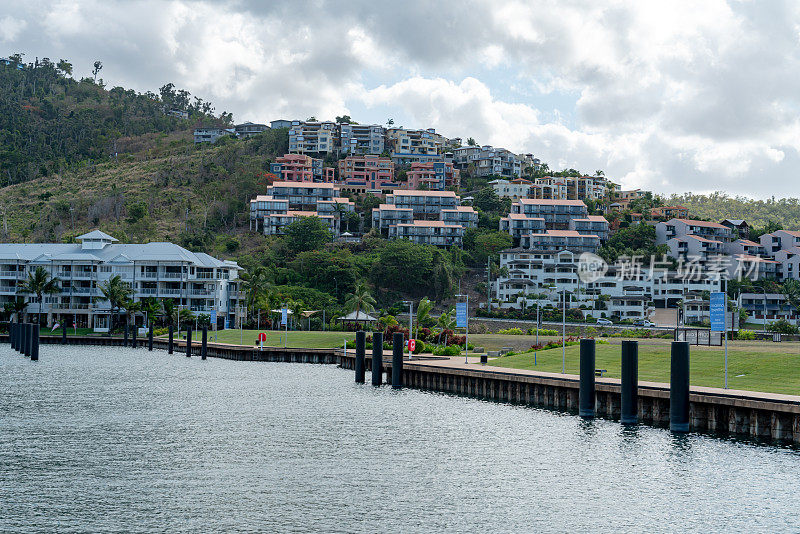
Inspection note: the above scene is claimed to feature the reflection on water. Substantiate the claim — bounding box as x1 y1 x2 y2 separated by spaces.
1 346 799 533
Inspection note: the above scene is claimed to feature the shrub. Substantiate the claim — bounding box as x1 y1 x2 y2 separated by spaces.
735 330 755 340
497 327 525 335
767 319 798 335
526 328 559 336
432 345 461 356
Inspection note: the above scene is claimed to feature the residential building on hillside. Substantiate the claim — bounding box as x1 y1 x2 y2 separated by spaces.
0 231 242 331
532 176 614 201
738 293 800 326
270 154 334 183
568 215 610 242
386 128 447 164
509 199 589 230
655 219 734 245
439 206 478 229
452 146 521 178
249 196 290 231
666 235 725 263
388 220 465 247
759 230 800 256
405 161 460 190
650 206 689 219
499 213 547 240
250 191 352 237
193 127 235 144
490 178 533 199
518 153 542 173
383 190 460 219
270 119 292 129
721 219 750 239
520 230 601 254
234 122 269 138
725 239 766 257
337 155 397 193
267 181 340 211
339 124 385 155
288 120 336 154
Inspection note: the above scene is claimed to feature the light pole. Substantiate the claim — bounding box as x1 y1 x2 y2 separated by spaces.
456 293 469 364
403 300 413 360
562 288 568 374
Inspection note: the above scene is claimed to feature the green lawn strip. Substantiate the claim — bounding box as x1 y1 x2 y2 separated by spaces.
179 329 357 349
490 343 800 395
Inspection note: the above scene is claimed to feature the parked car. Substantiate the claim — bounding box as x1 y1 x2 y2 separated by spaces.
633 319 655 327
596 318 613 326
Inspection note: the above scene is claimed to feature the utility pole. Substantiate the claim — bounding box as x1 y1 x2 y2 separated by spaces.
487 256 491 313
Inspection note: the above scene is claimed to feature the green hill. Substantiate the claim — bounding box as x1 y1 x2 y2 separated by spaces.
668 192 800 231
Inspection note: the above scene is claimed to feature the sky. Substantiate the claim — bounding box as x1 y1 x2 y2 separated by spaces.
2 0 800 198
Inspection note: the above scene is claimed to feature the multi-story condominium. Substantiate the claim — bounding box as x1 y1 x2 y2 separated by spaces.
339 124 385 155
233 122 269 138
725 238 766 257
262 211 336 237
650 206 689 219
386 128 447 164
193 127 235 144
532 176 615 201
267 182 339 211
667 235 725 263
651 272 722 309
772 247 800 281
509 199 589 230
288 120 336 154
759 230 800 256
655 218 734 245
490 178 533 199
738 293 800 326
405 161 460 190
337 155 397 194
371 204 414 230
493 250 652 321
384 190 460 220
612 189 646 203
249 196 290 231
518 153 542 173
388 220 464 247
568 215 610 242
270 154 334 183
499 213 547 241
727 254 780 281
452 146 521 178
0 231 243 331
439 206 478 229
721 219 750 239
270 119 292 129
520 230 601 254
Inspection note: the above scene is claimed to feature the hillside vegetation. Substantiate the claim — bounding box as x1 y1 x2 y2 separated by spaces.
669 192 800 230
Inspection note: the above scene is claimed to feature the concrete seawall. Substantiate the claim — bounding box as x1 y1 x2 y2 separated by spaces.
4 334 799 444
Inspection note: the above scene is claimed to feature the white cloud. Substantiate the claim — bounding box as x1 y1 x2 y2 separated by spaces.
2 0 800 197
0 15 26 42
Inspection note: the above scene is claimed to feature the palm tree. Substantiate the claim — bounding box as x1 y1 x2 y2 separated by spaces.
241 266 271 325
415 297 434 339
122 298 142 330
141 297 162 326
98 275 132 331
18 266 61 326
436 307 456 344
3 296 27 323
161 298 177 327
344 281 376 320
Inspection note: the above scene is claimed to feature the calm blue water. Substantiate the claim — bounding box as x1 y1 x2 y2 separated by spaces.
1 345 799 532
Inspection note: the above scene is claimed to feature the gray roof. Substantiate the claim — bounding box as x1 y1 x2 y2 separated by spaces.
77 230 118 242
337 310 378 322
0 241 241 269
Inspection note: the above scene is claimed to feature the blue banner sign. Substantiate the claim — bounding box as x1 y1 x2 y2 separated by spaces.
281 308 288 325
456 302 468 328
710 292 726 331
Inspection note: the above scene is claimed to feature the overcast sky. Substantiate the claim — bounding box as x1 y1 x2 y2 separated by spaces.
2 1 800 198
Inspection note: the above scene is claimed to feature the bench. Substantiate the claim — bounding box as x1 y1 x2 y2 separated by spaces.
595 369 607 377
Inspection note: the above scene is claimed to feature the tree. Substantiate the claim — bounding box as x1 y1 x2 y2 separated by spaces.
98 275 133 330
415 297 434 338
122 298 142 328
57 59 73 77
344 280 376 318
3 296 26 323
18 266 61 326
335 115 352 124
240 266 272 324
92 60 103 82
473 187 505 213
141 297 162 326
285 216 331 253
467 137 477 146
161 298 177 326
466 230 513 265
387 118 394 127
782 279 800 317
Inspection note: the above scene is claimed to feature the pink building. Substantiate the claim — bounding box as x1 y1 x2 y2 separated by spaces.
337 155 397 193
405 161 459 190
270 154 334 183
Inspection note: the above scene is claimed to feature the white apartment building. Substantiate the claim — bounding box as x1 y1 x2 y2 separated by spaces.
490 178 534 199
0 231 242 331
388 220 465 247
339 124 385 155
288 120 336 154
452 146 522 178
249 189 353 237
656 218 734 246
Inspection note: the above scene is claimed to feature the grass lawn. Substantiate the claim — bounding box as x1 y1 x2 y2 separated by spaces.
490 341 800 395
180 329 357 349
